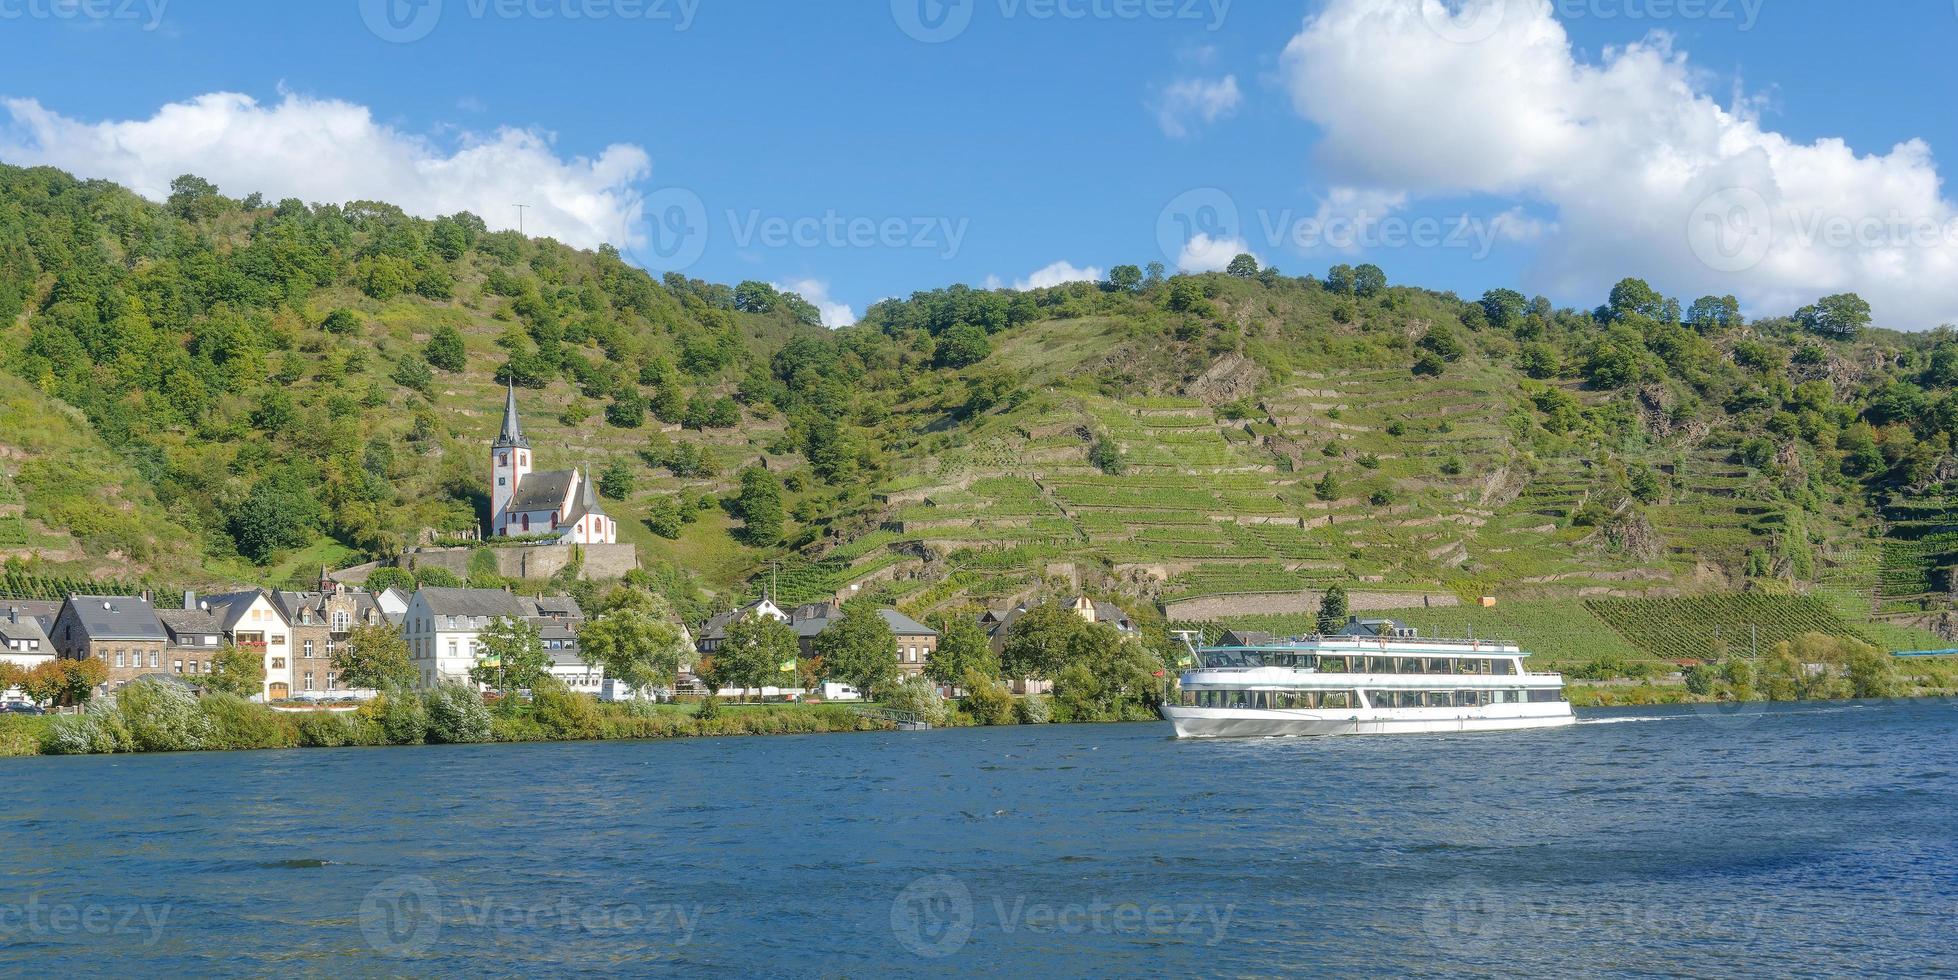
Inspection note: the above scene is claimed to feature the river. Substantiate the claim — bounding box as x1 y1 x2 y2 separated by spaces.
2 699 1954 976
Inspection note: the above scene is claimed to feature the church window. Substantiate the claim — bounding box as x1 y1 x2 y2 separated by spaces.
522 514 531 532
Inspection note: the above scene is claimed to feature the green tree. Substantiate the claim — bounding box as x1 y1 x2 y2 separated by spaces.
424 324 467 372
1351 263 1387 297
814 604 899 699
1314 472 1343 502
598 457 636 500
391 355 434 395
469 617 549 695
334 624 418 691
998 603 1082 681
321 309 362 335
926 615 1000 686
1316 585 1350 635
934 323 991 369
734 467 785 546
1796 293 1872 339
1107 265 1143 292
579 602 690 694
1050 623 1163 720
708 613 796 702
229 475 322 563
1226 253 1260 278
204 644 267 698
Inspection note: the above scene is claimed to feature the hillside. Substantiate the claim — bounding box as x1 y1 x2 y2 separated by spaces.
3 162 1958 652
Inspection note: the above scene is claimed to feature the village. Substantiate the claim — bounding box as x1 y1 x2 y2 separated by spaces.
0 386 1146 712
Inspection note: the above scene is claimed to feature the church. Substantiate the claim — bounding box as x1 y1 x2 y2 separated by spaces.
488 385 617 545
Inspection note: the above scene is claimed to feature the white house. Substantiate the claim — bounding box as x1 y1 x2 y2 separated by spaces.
203 590 295 701
0 606 52 703
488 384 617 545
403 586 599 692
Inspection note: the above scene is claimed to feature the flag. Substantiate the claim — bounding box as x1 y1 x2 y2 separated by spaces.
779 659 796 673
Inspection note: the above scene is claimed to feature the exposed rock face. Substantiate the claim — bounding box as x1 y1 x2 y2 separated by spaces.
1184 353 1267 406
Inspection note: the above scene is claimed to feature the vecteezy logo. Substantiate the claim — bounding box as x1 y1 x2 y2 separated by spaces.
890 874 974 959
1419 0 1507 45
1156 187 1242 269
1686 186 1774 274
892 0 975 42
360 0 443 43
1421 878 1509 948
642 187 709 271
359 875 442 956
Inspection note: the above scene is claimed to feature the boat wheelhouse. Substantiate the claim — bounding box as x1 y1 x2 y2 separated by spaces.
1161 621 1574 738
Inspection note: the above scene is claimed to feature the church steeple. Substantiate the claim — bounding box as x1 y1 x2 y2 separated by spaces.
494 382 529 449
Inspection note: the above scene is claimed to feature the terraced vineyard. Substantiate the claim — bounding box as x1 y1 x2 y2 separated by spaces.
1583 594 1864 662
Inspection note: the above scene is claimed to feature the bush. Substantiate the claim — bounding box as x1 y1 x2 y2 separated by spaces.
424 683 494 744
374 691 428 745
200 694 300 750
118 681 213 752
296 712 361 748
532 679 603 740
880 677 950 726
1015 694 1052 725
959 670 1016 726
41 700 129 754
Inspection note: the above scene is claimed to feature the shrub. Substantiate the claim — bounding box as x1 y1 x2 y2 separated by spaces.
532 679 604 740
374 691 428 745
1015 694 1052 725
200 694 299 750
117 681 213 752
41 700 129 755
296 712 363 748
424 683 494 744
959 670 1016 726
880 677 950 726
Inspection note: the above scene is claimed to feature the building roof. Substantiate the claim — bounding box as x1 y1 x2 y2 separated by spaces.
787 606 937 640
1336 617 1412 638
268 589 385 628
531 595 584 620
60 596 167 642
699 599 787 641
155 608 225 642
877 609 937 637
199 590 274 633
4 601 61 632
508 469 577 513
416 587 532 620
1219 629 1277 647
562 468 610 525
494 382 530 450
0 614 49 646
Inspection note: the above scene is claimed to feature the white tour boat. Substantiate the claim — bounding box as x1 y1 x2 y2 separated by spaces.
1161 618 1575 738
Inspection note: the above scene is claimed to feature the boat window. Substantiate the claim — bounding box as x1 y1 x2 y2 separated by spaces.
1494 659 1517 675
1322 691 1351 709
1320 657 1348 673
1527 689 1561 703
1426 658 1452 674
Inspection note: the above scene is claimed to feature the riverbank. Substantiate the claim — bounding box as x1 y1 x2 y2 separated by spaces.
1567 680 1958 707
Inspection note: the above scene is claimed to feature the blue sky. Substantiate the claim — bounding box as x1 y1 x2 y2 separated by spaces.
3 0 1956 326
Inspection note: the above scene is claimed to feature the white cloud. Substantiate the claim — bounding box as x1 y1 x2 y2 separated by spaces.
1177 233 1254 273
775 278 856 328
1280 0 1958 325
1155 75 1242 139
1014 260 1103 290
0 90 651 251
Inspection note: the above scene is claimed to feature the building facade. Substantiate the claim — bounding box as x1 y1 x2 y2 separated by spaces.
201 591 295 701
402 586 593 691
488 384 616 545
51 595 169 691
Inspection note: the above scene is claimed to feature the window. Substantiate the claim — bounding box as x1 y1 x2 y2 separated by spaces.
327 673 337 691
332 611 350 632
173 660 183 673
149 651 160 668
272 635 286 645
271 658 286 670
115 650 126 668
522 514 531 532
303 671 314 691
304 640 315 658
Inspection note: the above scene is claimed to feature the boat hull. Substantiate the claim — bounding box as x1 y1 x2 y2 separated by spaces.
1159 704 1576 738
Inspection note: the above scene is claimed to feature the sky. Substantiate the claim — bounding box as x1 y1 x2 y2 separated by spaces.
2 0 1956 328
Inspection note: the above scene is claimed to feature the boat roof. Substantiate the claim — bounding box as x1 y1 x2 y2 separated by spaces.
1201 635 1526 656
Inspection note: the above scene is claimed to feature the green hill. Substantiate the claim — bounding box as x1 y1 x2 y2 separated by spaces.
1 162 1956 652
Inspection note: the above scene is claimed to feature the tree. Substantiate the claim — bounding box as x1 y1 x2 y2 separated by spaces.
1351 263 1387 298
926 615 999 687
814 604 899 699
21 659 77 708
204 644 267 698
733 280 779 313
1796 293 1872 339
734 467 785 546
1418 325 1466 361
1412 350 1447 377
469 617 549 695
321 309 362 335
334 624 418 691
1605 278 1665 322
1050 623 1163 720
424 324 467 372
1316 585 1350 635
708 613 796 702
1684 295 1741 334
579 603 690 695
1480 288 1527 330
229 474 323 563
1315 472 1343 502
1144 261 1166 287
999 603 1083 681
1107 265 1143 293
598 457 636 500
606 390 645 428
934 323 991 369
391 355 434 396
1226 254 1260 278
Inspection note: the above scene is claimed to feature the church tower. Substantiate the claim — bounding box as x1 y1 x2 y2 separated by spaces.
490 383 531 535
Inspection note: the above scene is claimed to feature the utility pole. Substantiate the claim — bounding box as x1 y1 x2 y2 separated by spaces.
514 203 529 237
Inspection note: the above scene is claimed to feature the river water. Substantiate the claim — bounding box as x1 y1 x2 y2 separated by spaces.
3 699 1955 977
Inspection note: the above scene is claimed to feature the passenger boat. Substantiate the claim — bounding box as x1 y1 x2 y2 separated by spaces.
1160 618 1575 738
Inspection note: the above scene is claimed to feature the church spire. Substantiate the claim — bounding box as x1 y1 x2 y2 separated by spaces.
494 382 529 449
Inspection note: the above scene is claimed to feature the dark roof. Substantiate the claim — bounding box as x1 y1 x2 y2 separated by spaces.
0 616 49 645
155 608 225 641
698 600 782 641
878 609 937 637
60 596 167 642
417 587 531 620
1336 617 1412 637
532 596 584 619
269 590 384 626
508 469 577 513
1219 629 1277 647
202 590 272 632
4 601 61 632
789 607 937 640
494 383 529 450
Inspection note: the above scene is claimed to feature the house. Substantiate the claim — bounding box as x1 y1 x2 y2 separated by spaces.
786 600 939 679
155 604 225 679
1336 617 1417 639
401 587 591 691
51 595 169 692
201 590 296 700
488 384 617 544
694 598 788 655
0 606 52 703
270 582 391 697
1218 629 1278 647
980 595 1142 695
